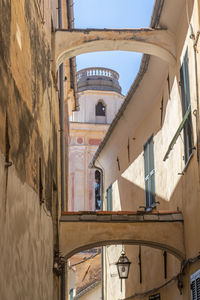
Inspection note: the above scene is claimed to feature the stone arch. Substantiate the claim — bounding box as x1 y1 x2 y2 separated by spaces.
60 213 185 262
55 29 176 69
65 239 184 261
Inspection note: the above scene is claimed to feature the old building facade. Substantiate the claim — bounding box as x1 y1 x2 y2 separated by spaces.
90 0 200 299
1 0 200 299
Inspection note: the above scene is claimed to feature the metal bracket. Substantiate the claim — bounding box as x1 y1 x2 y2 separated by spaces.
5 161 12 168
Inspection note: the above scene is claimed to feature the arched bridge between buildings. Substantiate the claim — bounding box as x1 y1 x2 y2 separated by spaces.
60 211 185 260
54 28 176 69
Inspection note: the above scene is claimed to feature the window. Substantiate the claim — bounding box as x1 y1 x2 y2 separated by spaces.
149 294 160 300
96 101 106 116
180 49 194 164
95 170 101 210
106 185 112 211
144 136 155 209
69 289 73 300
191 269 200 300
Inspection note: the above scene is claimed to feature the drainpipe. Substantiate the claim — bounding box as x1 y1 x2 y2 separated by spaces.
59 64 66 299
58 1 66 300
58 0 62 28
58 0 66 212
101 246 104 300
59 64 66 212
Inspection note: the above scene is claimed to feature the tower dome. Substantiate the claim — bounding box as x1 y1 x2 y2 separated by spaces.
77 67 122 94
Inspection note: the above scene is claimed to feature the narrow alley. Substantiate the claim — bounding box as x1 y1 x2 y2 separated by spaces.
0 0 200 300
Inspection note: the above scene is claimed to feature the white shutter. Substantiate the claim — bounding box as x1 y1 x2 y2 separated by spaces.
191 270 200 300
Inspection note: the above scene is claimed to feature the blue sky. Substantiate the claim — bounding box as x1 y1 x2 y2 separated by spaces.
74 0 155 95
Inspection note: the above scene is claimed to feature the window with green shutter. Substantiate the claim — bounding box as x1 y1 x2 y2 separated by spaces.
144 135 155 209
180 49 194 164
106 185 112 211
191 269 200 300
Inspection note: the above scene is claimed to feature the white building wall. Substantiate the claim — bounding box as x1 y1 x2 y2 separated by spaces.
73 90 124 124
77 283 101 300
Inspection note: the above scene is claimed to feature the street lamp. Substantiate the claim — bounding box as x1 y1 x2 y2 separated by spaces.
116 250 131 279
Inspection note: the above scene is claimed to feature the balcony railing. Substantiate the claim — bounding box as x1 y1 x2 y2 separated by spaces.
77 67 119 81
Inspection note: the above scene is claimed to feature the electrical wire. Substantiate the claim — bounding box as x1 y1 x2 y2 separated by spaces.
69 251 101 268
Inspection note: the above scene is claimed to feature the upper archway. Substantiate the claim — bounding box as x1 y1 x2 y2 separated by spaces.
60 211 185 260
54 28 176 69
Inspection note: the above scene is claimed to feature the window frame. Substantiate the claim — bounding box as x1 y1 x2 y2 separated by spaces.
95 170 101 211
144 135 156 210
95 100 106 117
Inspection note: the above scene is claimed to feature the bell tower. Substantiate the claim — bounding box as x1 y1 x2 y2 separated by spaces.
69 67 124 211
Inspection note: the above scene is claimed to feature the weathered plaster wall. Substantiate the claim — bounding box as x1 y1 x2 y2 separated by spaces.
0 0 62 298
104 245 181 300
104 244 125 300
0 153 53 300
125 246 181 300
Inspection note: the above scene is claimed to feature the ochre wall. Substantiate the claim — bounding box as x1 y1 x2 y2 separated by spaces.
0 153 54 299
0 0 63 298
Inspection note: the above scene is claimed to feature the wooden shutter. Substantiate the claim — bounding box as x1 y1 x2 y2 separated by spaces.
191 270 200 300
144 136 155 209
106 185 112 211
180 49 191 114
180 49 193 164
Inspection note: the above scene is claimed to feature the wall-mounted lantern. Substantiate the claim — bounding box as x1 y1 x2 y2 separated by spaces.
116 250 131 279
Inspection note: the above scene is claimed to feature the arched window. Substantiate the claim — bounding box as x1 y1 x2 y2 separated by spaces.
95 170 101 210
95 101 106 116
